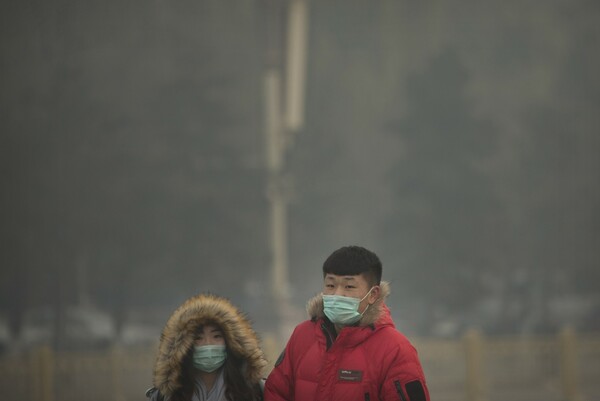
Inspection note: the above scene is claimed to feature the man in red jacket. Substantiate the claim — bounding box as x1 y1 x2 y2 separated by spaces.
264 245 430 401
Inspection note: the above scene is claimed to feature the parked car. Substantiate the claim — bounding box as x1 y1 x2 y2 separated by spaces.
19 305 116 350
116 308 167 347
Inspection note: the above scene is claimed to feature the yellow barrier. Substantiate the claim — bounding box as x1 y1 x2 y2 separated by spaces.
1 329 599 401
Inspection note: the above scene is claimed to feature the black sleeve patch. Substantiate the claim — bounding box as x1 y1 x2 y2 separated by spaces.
405 380 426 401
275 349 285 367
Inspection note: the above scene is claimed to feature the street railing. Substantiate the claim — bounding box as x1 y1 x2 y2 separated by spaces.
1 327 598 401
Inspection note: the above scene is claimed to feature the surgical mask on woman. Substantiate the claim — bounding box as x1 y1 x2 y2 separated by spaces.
322 287 374 325
193 344 227 372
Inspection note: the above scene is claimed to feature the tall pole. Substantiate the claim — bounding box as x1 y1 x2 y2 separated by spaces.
263 0 309 343
284 0 309 133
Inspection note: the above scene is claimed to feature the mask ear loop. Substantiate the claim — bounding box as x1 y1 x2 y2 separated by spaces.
360 286 374 302
358 287 375 316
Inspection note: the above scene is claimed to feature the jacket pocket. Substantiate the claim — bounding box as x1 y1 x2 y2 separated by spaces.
394 380 408 401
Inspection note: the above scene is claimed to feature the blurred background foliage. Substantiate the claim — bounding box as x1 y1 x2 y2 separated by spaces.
0 0 598 351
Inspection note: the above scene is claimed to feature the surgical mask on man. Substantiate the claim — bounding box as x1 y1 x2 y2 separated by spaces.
193 344 227 372
322 287 374 325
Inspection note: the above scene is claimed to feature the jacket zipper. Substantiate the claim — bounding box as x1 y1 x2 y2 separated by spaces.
321 323 335 350
394 380 407 401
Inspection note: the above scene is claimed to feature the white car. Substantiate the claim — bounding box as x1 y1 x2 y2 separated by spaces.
19 305 116 349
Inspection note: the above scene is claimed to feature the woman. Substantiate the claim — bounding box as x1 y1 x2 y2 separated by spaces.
146 293 267 401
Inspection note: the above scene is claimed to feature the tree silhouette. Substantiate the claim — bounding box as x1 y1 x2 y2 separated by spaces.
384 48 500 331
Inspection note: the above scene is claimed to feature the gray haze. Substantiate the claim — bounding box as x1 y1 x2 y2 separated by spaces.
1 1 599 350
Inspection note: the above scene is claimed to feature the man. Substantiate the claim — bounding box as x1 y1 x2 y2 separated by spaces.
264 245 430 401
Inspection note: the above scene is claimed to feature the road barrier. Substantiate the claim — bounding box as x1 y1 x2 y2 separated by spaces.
1 328 598 401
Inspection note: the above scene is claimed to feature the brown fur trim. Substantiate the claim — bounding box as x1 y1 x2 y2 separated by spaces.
152 293 267 398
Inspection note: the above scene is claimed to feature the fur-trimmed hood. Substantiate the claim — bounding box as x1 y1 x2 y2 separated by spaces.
306 281 391 326
152 293 267 398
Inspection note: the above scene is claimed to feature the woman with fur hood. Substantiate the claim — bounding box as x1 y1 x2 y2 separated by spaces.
146 293 268 401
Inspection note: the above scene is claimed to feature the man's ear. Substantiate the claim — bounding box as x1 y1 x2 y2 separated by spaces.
368 285 381 304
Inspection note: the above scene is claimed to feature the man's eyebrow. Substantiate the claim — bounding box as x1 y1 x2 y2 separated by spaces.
210 328 223 333
324 275 357 281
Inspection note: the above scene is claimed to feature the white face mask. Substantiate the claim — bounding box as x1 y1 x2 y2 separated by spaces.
322 287 374 325
193 344 227 372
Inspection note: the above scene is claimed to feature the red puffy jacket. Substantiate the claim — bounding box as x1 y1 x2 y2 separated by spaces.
265 282 429 401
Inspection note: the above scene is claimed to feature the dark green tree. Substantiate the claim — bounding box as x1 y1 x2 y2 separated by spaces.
383 49 500 333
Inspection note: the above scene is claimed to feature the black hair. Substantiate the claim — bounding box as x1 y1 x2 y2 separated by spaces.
322 245 382 286
223 351 262 401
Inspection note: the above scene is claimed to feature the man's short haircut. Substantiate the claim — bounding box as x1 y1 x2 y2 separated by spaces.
322 245 382 286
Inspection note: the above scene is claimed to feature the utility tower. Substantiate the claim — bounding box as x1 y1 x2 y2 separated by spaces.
263 0 309 343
